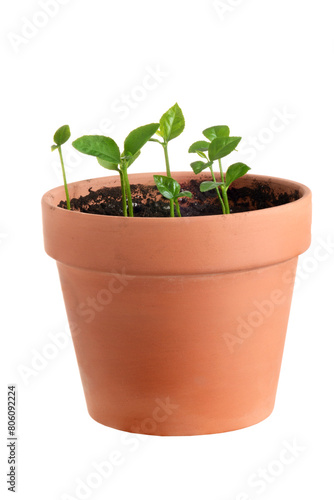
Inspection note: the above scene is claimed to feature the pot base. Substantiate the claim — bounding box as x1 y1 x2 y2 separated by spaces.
87 403 276 436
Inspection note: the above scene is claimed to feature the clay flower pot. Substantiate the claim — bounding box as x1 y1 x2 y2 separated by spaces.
42 172 312 436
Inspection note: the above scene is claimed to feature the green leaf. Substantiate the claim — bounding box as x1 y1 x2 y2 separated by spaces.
200 181 223 193
97 158 119 171
159 103 185 142
208 136 241 162
202 125 230 141
124 123 159 156
188 141 210 153
176 190 192 199
153 175 181 200
190 161 213 174
54 125 71 146
72 135 121 164
196 151 208 159
51 144 58 152
225 162 251 188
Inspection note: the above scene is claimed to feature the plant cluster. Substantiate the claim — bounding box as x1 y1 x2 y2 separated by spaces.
52 104 251 217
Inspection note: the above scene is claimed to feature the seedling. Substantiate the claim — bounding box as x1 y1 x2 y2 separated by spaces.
154 175 192 217
150 103 185 216
72 123 159 217
53 109 253 218
51 125 71 210
189 126 250 213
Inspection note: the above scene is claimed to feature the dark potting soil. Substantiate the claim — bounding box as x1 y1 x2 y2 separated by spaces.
58 179 300 217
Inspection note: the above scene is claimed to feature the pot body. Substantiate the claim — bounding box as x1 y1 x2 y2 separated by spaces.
42 172 312 435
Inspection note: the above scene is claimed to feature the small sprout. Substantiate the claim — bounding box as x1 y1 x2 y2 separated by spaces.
53 111 252 218
51 125 71 210
200 162 251 212
150 103 185 214
154 175 192 218
189 126 250 214
54 124 71 147
72 123 159 217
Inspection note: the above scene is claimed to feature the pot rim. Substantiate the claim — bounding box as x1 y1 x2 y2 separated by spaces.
42 172 312 274
42 172 311 221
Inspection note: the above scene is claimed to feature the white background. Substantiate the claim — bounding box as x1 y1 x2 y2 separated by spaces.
1 0 333 498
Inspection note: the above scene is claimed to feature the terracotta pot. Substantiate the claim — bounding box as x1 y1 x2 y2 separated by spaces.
42 172 312 436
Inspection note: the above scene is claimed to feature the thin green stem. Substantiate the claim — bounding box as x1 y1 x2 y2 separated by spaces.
170 200 175 217
162 143 171 177
58 146 71 210
218 158 225 184
222 187 230 214
119 170 128 217
175 199 181 217
149 138 163 144
121 165 134 217
209 165 226 214
162 142 174 215
218 158 229 214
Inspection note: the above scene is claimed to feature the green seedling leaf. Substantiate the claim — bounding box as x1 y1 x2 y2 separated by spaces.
124 123 159 156
208 136 241 162
97 158 119 171
153 175 181 200
72 135 121 164
225 162 251 188
190 161 213 175
52 125 71 210
188 141 210 153
54 124 71 146
200 181 223 193
159 103 185 142
176 191 192 198
202 125 230 141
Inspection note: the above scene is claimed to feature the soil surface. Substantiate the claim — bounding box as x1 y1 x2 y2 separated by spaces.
58 179 300 217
